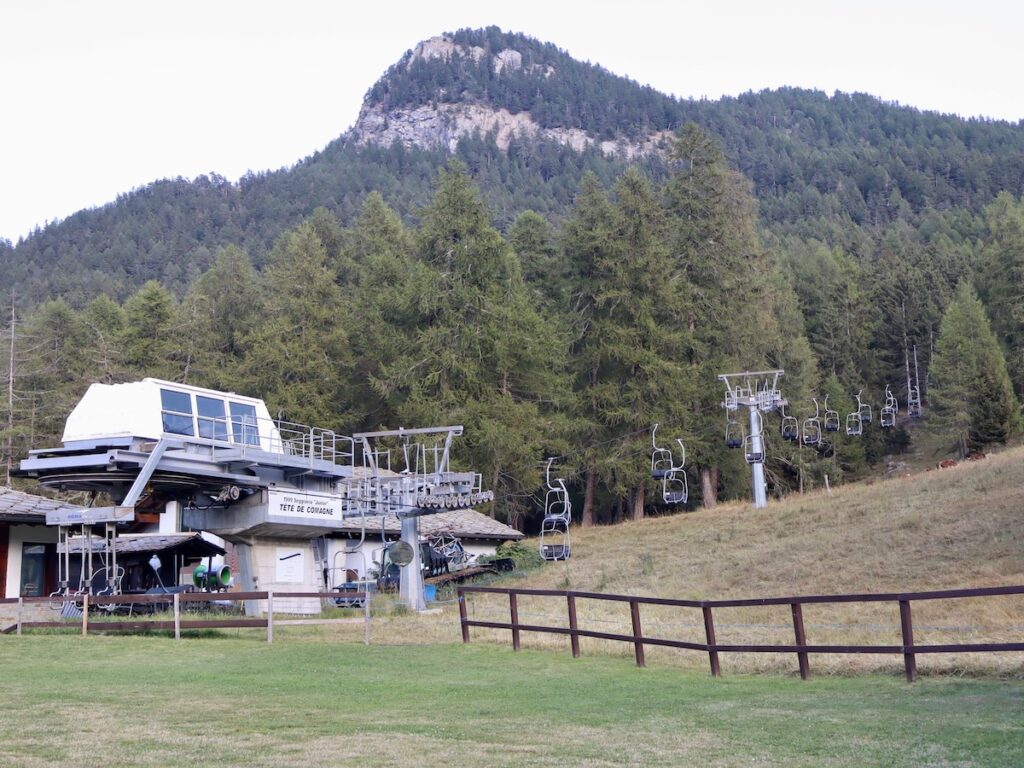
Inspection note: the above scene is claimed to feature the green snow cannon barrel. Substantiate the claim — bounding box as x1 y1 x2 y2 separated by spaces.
192 563 232 591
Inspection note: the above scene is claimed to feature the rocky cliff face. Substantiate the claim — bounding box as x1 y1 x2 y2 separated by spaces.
350 35 669 159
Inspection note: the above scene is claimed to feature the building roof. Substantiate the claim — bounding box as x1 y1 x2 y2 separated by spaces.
67 532 225 558
338 509 524 541
0 486 85 524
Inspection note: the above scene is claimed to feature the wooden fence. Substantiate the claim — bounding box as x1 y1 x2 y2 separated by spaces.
0 590 370 644
457 584 1024 682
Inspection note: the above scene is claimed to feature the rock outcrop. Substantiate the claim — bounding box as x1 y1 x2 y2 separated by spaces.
352 35 670 160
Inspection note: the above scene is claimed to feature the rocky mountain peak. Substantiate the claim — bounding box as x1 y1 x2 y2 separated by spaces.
351 31 665 159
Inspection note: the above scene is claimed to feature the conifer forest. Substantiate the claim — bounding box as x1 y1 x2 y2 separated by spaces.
2 28 1022 530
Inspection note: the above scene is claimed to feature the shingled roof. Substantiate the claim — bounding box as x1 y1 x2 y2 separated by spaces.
67 532 225 557
338 509 524 541
0 486 85 524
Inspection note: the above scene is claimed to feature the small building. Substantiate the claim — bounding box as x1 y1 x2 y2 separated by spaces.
1 487 71 598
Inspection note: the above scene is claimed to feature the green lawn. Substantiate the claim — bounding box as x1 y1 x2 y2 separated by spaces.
1 634 1021 767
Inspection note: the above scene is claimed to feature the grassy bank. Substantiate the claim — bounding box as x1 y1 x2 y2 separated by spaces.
0 635 1021 767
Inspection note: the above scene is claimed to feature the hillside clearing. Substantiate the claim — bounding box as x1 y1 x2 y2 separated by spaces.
463 446 1024 676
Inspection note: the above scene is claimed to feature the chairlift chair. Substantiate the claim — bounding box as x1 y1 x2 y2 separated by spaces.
908 387 922 418
846 411 863 436
743 411 765 464
651 425 688 504
854 389 872 424
650 423 673 479
744 433 764 464
802 419 822 446
880 385 897 428
780 404 799 442
823 395 840 433
540 458 571 561
801 398 822 446
725 417 744 449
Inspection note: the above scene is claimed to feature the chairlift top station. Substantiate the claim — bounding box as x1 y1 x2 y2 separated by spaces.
18 378 494 611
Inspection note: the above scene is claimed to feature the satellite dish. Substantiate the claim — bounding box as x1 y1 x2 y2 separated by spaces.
389 541 415 567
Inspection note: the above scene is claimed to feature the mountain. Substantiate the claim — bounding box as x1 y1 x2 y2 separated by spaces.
3 26 1024 306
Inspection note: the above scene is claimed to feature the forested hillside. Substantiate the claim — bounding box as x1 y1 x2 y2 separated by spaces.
2 27 1023 527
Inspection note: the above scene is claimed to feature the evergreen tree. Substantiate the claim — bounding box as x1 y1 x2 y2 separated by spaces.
238 222 352 431
181 245 262 390
976 192 1024 395
120 281 184 380
928 281 1019 457
375 163 568 527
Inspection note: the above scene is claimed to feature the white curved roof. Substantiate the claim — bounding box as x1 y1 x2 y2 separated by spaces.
62 378 276 448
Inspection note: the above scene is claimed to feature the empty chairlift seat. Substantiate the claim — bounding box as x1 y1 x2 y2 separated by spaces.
540 458 572 561
651 424 687 505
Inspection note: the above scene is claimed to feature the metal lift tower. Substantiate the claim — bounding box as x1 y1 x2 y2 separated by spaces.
718 370 786 509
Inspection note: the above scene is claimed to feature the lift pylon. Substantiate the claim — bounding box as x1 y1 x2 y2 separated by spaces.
718 370 786 509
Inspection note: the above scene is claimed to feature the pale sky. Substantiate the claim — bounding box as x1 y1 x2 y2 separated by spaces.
1 0 1021 243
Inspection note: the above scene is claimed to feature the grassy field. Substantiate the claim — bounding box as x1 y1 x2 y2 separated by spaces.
0 634 1021 767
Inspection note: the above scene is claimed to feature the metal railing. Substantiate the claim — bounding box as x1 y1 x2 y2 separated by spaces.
457 585 1024 682
1 590 370 644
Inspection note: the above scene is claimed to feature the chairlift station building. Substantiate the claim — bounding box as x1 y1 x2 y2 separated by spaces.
14 378 516 609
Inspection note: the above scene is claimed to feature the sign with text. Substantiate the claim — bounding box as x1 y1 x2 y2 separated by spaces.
267 489 343 526
275 547 306 583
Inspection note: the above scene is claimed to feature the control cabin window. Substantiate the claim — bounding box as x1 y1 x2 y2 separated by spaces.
230 402 259 446
160 389 194 436
197 396 228 441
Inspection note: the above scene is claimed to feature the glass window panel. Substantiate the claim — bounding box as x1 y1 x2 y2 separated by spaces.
160 389 192 415
197 396 228 440
230 402 259 446
20 544 46 597
162 413 194 436
160 389 195 436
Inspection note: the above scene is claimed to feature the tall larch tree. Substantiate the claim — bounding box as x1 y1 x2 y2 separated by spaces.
928 281 1019 458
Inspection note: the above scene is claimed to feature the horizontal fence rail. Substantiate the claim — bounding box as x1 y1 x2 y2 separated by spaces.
1 590 370 644
457 585 1024 682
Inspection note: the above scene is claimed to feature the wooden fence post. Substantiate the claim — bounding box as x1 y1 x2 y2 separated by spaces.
509 592 521 651
363 590 371 646
81 594 89 637
16 597 23 636
567 593 580 658
266 590 274 644
899 599 916 683
458 589 470 643
791 602 810 680
629 599 645 668
702 605 720 677
173 593 181 641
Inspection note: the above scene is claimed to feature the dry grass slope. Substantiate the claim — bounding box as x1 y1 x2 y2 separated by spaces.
465 445 1024 675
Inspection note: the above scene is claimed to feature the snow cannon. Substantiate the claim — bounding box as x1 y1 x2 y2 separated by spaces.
193 563 232 591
